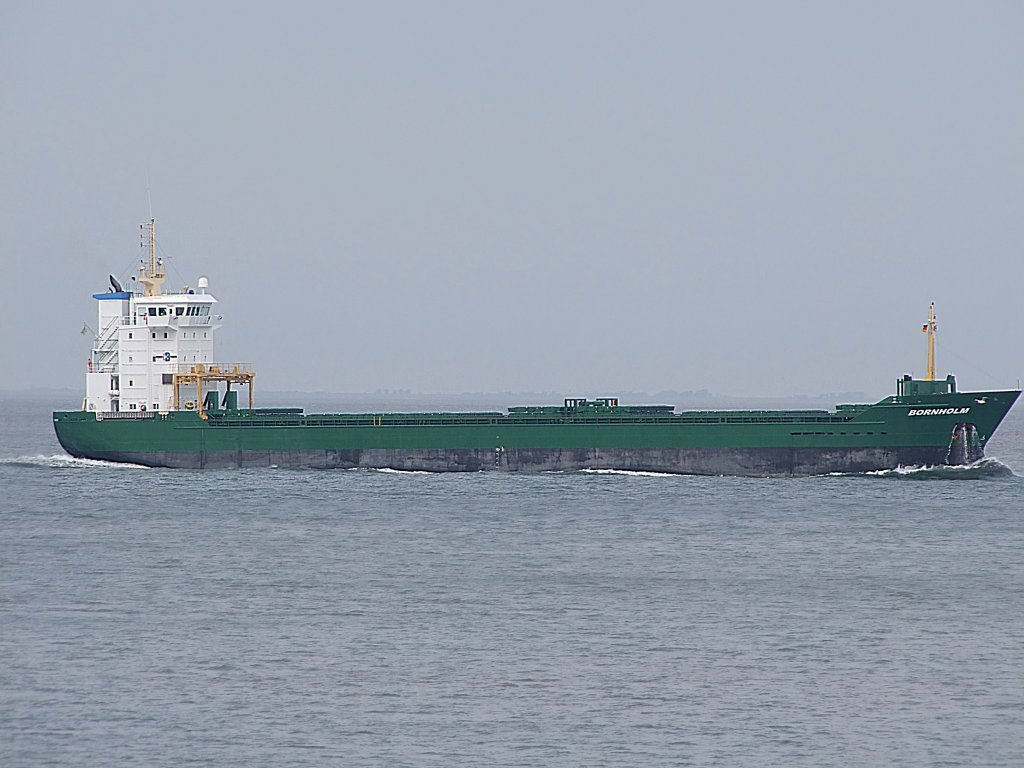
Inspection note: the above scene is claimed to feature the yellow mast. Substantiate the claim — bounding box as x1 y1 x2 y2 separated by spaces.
922 302 937 381
138 218 165 296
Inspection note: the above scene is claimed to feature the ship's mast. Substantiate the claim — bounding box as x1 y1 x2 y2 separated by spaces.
138 218 165 296
923 302 937 381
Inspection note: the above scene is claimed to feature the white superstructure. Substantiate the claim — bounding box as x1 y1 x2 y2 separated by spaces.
84 220 251 415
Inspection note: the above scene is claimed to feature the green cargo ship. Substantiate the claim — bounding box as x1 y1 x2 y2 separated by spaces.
54 223 1019 474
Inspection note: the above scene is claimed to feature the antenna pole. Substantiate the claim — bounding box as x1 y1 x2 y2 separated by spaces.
149 218 156 277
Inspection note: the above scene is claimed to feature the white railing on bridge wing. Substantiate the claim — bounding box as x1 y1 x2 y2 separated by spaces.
117 315 213 327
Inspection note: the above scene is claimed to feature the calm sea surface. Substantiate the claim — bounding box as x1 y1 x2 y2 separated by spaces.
2 391 1023 766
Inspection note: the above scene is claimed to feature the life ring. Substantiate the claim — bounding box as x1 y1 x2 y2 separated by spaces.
184 401 196 410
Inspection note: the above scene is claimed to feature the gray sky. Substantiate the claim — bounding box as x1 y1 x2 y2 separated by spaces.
2 1 1022 399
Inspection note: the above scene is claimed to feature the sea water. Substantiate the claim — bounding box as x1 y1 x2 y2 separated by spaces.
1 392 1023 767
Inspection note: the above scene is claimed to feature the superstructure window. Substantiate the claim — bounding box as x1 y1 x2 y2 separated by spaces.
158 307 167 316
175 307 184 316
148 308 157 316
162 374 173 384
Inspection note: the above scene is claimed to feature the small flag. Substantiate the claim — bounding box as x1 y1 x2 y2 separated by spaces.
80 323 90 335
922 324 928 332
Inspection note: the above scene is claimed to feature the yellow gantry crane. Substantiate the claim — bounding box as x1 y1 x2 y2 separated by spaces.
173 364 255 419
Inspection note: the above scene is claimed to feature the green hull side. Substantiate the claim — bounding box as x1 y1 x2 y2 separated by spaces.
53 389 1019 472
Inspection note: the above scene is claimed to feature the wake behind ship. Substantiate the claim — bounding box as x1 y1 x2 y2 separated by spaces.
54 222 1019 475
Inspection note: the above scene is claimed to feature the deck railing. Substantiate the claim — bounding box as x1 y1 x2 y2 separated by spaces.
174 363 254 375
95 411 157 421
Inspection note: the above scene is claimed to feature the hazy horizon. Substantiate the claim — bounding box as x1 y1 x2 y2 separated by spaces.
3 2 1022 398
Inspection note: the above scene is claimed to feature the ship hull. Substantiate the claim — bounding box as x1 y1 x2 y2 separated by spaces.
53 388 1019 476
54 445 954 475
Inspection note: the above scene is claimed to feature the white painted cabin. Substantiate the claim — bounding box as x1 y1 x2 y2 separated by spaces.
85 277 221 413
